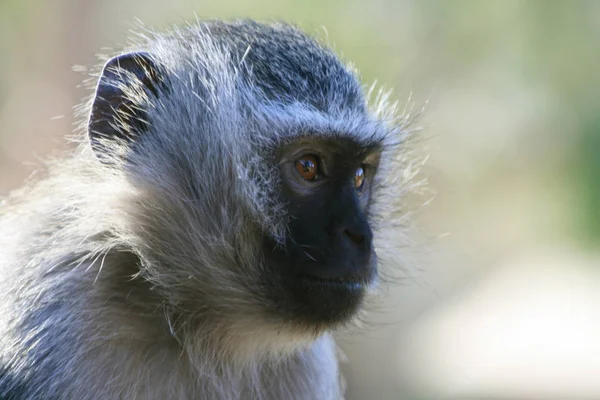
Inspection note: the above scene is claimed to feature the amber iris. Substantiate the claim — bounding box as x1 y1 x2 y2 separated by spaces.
295 156 318 181
354 166 365 190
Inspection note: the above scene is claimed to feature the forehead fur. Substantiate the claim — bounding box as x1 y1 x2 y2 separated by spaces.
157 20 366 113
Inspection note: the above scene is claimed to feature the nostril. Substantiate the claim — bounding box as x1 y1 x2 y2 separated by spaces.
344 229 365 245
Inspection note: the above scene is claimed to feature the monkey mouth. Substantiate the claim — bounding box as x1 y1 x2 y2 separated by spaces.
274 255 379 325
287 270 375 325
295 253 378 292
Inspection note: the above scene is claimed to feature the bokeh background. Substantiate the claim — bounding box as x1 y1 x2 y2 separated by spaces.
2 1 600 399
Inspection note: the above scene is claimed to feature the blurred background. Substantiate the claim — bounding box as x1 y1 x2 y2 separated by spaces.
1 1 599 399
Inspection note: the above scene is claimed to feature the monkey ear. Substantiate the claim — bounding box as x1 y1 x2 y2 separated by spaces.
88 52 161 159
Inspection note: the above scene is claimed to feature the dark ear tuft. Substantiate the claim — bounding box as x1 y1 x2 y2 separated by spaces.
88 52 161 160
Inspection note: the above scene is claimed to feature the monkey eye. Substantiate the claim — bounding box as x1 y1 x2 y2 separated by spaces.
354 166 365 190
295 155 319 181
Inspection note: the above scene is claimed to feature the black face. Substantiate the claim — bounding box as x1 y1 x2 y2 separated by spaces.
263 137 381 327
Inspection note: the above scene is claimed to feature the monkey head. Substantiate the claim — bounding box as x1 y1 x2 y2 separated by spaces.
87 21 402 355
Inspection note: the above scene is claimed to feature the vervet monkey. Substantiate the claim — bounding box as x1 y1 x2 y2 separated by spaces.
0 20 416 400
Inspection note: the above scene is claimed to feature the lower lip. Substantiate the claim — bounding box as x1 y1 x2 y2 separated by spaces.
298 275 368 291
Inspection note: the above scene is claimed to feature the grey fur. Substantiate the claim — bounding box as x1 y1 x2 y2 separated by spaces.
0 20 417 399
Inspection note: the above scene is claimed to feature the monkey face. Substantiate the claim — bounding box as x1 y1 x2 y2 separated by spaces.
262 137 381 327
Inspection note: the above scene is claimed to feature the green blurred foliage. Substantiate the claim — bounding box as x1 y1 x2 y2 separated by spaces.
575 117 600 243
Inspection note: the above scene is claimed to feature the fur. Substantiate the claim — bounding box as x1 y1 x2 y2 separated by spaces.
0 20 417 399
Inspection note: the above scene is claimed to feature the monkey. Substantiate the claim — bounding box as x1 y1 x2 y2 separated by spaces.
0 19 415 400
